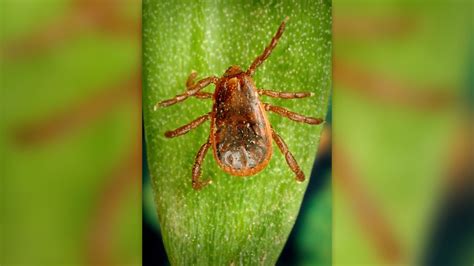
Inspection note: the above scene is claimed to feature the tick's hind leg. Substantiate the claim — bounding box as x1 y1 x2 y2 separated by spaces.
272 128 305 182
192 138 212 190
258 89 314 99
264 103 323 125
154 75 218 109
247 17 289 76
164 113 211 138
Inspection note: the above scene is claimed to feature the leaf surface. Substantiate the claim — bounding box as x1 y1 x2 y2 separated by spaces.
143 1 332 264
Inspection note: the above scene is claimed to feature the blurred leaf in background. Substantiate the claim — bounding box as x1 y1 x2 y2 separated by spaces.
143 0 331 265
333 0 472 265
1 0 141 264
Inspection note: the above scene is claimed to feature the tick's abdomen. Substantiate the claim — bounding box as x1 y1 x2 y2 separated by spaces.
211 74 272 176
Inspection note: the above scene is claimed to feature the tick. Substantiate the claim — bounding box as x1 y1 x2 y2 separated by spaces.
154 17 323 190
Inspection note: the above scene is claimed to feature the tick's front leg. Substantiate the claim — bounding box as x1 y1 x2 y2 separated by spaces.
258 89 314 99
192 138 212 190
186 71 213 99
154 76 218 109
264 103 323 125
272 128 305 182
247 17 289 76
186 70 199 88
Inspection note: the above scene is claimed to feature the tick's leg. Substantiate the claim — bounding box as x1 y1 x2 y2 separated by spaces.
264 103 323 125
194 92 213 99
164 113 211 138
192 138 212 190
247 17 289 76
186 70 198 89
186 71 213 99
272 128 305 182
258 89 314 99
154 76 218 109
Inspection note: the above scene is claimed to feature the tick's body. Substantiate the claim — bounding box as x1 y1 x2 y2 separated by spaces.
212 72 272 176
155 17 323 190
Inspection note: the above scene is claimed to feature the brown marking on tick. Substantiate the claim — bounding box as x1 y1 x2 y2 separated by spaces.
156 17 324 190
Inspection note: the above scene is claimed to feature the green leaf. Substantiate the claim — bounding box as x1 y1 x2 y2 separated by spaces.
143 1 332 264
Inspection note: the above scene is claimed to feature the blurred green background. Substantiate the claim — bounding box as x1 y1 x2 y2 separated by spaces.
1 0 141 264
333 0 472 265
